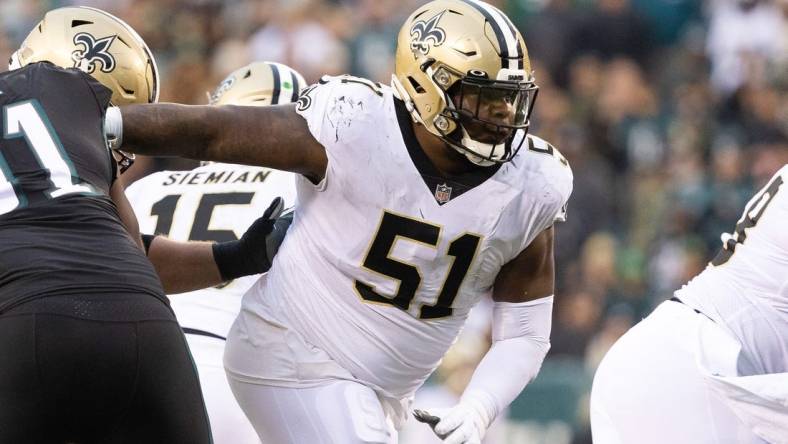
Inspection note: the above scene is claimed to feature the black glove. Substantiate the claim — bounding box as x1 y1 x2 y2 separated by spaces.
212 197 292 281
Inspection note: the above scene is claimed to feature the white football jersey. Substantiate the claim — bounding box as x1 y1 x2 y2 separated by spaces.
234 76 573 403
676 164 788 373
125 162 297 338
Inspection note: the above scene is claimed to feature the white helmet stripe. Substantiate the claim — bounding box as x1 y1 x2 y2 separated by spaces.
270 62 305 105
289 67 301 103
462 0 521 70
495 5 525 70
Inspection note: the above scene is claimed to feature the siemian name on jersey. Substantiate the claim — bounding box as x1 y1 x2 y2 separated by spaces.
161 169 272 187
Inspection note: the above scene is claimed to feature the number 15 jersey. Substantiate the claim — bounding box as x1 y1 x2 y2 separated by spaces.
231 77 573 404
125 162 297 338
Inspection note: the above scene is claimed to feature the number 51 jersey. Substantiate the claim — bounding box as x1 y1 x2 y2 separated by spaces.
231 77 573 404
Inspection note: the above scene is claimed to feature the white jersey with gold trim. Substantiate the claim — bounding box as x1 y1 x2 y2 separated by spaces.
676 164 788 374
227 76 572 405
125 162 297 338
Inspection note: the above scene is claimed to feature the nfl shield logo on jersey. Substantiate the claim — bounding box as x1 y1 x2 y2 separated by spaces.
435 183 452 204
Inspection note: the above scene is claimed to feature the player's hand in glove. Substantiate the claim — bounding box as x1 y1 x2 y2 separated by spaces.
212 197 290 280
413 398 491 444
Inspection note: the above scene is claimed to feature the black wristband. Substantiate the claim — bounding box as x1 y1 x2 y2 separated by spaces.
212 240 265 281
141 234 157 255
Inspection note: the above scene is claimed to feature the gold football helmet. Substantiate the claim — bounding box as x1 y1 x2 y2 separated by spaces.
209 62 306 106
10 6 159 106
392 0 538 166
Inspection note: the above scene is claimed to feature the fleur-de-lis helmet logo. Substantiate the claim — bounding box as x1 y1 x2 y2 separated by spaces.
410 10 446 55
71 32 117 73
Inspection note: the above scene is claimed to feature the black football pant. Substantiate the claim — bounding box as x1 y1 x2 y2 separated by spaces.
0 294 212 444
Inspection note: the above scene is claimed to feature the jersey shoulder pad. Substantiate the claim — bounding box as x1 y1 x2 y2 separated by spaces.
2 63 111 109
521 134 572 194
510 134 573 226
295 75 389 146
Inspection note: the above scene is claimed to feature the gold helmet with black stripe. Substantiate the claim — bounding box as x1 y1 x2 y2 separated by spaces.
209 62 306 106
10 6 159 106
392 0 538 166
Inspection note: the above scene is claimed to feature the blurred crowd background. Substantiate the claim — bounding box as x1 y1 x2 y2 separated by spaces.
1 0 786 442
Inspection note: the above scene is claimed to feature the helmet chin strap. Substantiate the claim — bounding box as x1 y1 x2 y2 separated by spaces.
391 75 427 126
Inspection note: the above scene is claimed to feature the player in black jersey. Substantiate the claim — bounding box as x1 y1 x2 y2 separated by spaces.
0 7 286 444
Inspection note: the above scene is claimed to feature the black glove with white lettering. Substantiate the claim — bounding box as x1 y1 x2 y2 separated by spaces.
212 197 292 281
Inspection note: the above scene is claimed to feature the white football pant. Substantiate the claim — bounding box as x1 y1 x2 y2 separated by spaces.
185 333 261 444
590 300 771 444
227 378 397 444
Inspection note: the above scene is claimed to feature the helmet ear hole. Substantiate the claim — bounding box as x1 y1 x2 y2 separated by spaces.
407 76 425 94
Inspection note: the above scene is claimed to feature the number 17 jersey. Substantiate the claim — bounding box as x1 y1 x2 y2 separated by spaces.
230 77 573 406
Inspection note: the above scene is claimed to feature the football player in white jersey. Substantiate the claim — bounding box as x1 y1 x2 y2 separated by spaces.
105 1 573 442
125 61 305 444
591 165 788 444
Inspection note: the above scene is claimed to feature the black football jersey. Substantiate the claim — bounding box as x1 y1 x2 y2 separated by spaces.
0 63 165 311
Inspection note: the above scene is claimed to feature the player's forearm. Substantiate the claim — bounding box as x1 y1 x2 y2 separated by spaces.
117 103 327 179
463 296 553 424
147 236 224 294
462 334 550 422
143 198 288 295
120 103 218 159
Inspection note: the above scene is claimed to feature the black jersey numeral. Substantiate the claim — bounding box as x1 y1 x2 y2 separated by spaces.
150 194 181 235
527 137 568 166
354 211 482 319
711 174 784 266
190 192 254 242
0 100 93 214
150 192 254 242
420 233 481 319
339 76 384 96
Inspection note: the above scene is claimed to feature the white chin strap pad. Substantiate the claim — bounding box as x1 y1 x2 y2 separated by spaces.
460 128 504 166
